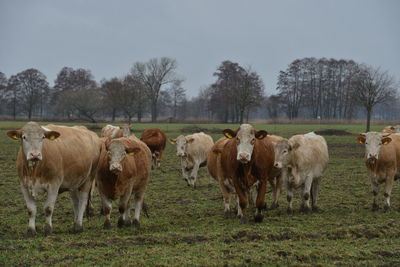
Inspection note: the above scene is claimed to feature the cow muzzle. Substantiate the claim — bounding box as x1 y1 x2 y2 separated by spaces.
177 152 186 157
110 163 123 174
27 152 42 161
273 161 282 169
237 153 251 164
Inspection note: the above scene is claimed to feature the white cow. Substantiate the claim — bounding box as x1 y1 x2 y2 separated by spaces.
274 132 329 213
169 132 214 188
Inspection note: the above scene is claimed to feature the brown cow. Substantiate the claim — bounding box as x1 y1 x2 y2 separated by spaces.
96 135 151 228
101 124 131 139
140 128 167 169
219 124 274 224
7 122 101 236
357 132 400 211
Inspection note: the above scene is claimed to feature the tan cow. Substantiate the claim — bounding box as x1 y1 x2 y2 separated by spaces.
357 132 400 211
382 125 400 134
96 135 151 228
274 132 329 214
7 122 101 236
101 124 131 139
169 132 214 188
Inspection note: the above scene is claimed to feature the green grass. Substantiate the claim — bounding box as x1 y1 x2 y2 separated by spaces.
1 122 400 266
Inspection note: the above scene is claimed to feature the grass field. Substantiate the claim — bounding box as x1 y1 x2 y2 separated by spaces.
1 121 400 266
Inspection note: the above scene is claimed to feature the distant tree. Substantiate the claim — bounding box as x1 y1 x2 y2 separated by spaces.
8 69 49 120
0 72 8 115
132 57 178 122
66 88 102 123
265 94 283 119
122 74 148 123
101 77 123 122
354 65 397 132
167 79 186 119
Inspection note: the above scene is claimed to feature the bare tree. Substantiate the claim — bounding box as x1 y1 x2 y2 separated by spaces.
101 78 123 122
167 79 186 119
354 65 397 131
131 57 178 122
0 72 7 115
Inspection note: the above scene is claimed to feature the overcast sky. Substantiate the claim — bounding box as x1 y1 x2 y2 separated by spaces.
1 0 399 96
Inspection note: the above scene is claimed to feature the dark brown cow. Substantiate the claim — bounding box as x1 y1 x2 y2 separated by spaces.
140 128 166 169
219 124 274 224
96 135 151 229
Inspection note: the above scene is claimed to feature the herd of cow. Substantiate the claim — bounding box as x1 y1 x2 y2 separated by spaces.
5 122 400 237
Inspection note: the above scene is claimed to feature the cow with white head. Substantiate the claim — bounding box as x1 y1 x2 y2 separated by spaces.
357 132 400 211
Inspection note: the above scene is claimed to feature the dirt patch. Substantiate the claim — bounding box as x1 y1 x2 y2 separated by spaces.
231 231 264 241
181 235 208 244
315 129 352 136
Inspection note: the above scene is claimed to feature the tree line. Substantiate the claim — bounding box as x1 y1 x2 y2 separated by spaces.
0 57 398 130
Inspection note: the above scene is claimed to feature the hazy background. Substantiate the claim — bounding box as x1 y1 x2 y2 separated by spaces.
1 0 399 96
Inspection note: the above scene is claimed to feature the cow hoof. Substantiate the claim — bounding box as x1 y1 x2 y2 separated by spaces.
384 205 390 212
133 219 140 229
86 207 95 217
99 207 105 216
103 221 111 230
26 228 36 238
270 203 279 210
73 223 83 233
224 211 230 219
312 206 319 212
124 220 132 227
372 203 379 211
300 207 311 214
287 208 294 215
254 214 264 223
240 216 249 224
44 224 52 236
117 217 125 228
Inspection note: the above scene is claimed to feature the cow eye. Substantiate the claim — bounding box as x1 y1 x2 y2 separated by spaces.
365 142 368 145
42 135 46 139
22 135 26 140
283 150 287 153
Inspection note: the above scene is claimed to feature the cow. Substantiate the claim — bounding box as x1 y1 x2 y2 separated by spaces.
356 132 400 211
7 122 101 236
169 132 214 188
274 132 329 214
382 125 400 134
96 135 151 229
101 124 131 139
218 124 274 224
209 135 283 219
140 128 167 169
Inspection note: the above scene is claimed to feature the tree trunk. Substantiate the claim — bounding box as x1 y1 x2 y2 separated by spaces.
111 108 116 122
366 106 372 132
151 100 157 122
137 111 142 122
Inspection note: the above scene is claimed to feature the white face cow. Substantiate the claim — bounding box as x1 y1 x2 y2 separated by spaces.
7 122 60 162
223 124 267 164
357 132 392 162
169 135 194 157
120 126 131 137
273 139 300 169
106 139 140 174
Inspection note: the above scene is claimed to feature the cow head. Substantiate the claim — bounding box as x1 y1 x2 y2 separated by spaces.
105 138 141 174
273 139 299 169
7 122 60 162
169 135 194 157
357 132 392 163
223 124 267 164
120 126 131 137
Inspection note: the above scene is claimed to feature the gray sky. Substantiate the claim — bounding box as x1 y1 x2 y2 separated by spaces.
1 0 399 97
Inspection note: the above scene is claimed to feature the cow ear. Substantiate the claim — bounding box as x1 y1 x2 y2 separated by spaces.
125 145 141 155
44 131 60 140
223 129 236 139
382 137 392 145
169 138 177 144
186 137 195 143
255 130 268 140
356 136 366 144
289 142 300 151
7 130 22 141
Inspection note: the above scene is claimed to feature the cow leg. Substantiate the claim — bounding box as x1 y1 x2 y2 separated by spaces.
370 174 380 211
311 178 321 211
73 190 89 233
70 190 79 221
219 178 232 218
156 151 162 168
151 154 157 170
254 179 267 223
43 184 59 236
235 187 249 224
86 180 96 217
118 192 132 227
133 191 145 228
301 176 312 214
270 176 282 210
21 186 37 237
383 175 394 212
100 195 112 229
189 162 200 188
182 167 190 186
285 179 294 214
